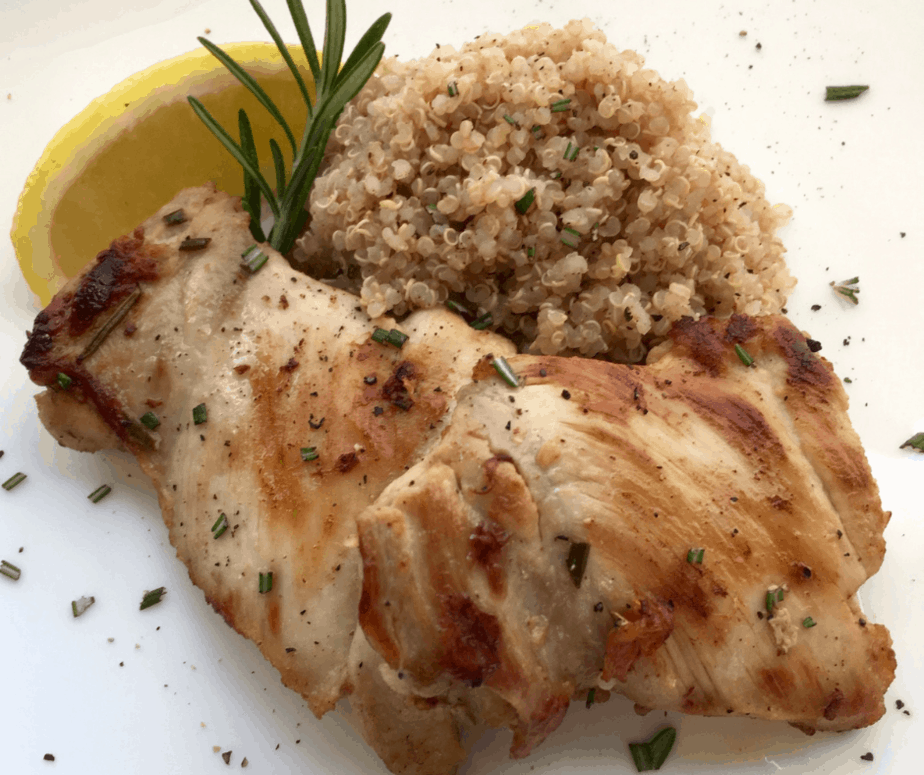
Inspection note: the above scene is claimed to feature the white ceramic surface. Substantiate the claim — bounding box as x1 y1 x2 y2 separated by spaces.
1 1 921 773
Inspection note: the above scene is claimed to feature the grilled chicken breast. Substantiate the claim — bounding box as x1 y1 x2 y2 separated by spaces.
21 185 894 774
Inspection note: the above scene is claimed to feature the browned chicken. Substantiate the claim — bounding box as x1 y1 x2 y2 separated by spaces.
20 185 894 775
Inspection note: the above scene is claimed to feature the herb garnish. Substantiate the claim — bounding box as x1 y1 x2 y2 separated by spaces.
470 312 493 331
567 542 590 587
2 472 27 491
491 355 519 388
687 547 705 564
71 596 95 617
564 142 579 161
77 286 142 362
163 208 187 225
192 403 208 425
514 187 536 214
586 687 596 708
1 560 22 581
445 299 473 318
178 236 212 251
140 587 166 610
900 432 924 453
734 343 755 367
241 244 270 273
189 0 391 255
140 411 161 430
628 727 677 772
211 513 229 539
57 373 72 390
300 446 319 462
765 586 785 613
259 572 274 593
561 227 580 248
830 276 859 305
503 114 516 125
551 98 571 112
825 85 869 102
447 81 459 97
371 328 408 348
88 485 112 504
803 616 817 628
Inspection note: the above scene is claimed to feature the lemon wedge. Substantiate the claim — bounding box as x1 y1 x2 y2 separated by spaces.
12 42 312 305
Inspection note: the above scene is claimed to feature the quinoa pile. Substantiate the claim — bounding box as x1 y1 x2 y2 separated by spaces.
295 19 794 362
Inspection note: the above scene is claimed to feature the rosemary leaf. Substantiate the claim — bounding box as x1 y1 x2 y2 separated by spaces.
734 343 755 367
56 373 72 390
77 286 142 363
196 35 297 152
567 542 590 588
491 356 519 388
586 687 596 709
88 485 112 504
211 513 229 539
140 411 161 430
686 547 705 564
247 0 312 107
163 208 186 225
1 560 22 581
140 587 166 610
825 85 869 102
900 432 924 453
239 109 267 243
514 187 536 215
803 616 817 628
72 596 95 618
628 727 676 772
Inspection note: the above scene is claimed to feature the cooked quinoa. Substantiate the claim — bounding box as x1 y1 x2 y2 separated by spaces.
295 19 794 362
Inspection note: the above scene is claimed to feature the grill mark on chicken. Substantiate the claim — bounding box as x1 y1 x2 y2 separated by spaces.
668 385 785 461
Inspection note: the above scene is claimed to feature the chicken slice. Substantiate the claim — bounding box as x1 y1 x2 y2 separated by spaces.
20 183 514 724
355 313 894 761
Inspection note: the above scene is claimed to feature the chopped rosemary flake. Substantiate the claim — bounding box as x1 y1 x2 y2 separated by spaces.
447 81 459 97
531 125 542 137
527 247 535 257
765 587 785 613
2 472 26 491
426 203 438 212
140 411 161 430
57 373 72 390
71 596 95 618
687 547 705 564
470 312 493 331
564 142 579 161
179 237 212 251
371 328 408 348
140 586 166 610
88 484 112 504
551 98 571 112
629 727 676 772
163 208 186 225
241 244 269 273
503 114 516 125
560 227 580 248
300 447 319 462
803 616 817 628
567 542 591 588
514 187 536 215
0 560 22 581
734 343 755 367
830 276 860 305
491 355 520 388
445 299 473 318
900 432 924 452
259 572 274 593
211 513 229 539
825 85 869 102
192 403 208 425
585 687 596 709
550 171 562 180
77 286 142 363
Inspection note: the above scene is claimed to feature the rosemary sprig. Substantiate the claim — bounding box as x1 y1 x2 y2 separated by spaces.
189 0 391 256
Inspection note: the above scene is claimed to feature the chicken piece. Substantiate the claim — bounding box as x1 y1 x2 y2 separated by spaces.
356 314 895 761
21 185 894 774
20 183 514 731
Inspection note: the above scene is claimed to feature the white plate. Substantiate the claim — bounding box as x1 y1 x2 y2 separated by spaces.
1 1 921 773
